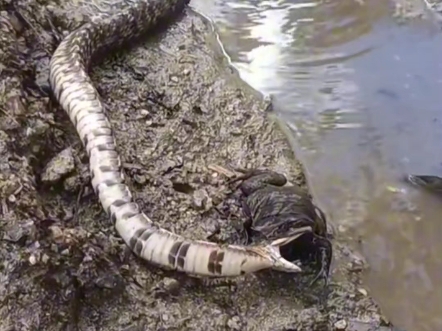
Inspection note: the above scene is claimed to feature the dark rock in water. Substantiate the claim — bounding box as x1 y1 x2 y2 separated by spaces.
405 174 442 194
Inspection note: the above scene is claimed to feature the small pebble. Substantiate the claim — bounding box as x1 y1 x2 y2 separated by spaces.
95 274 122 289
358 288 368 296
7 13 23 33
28 119 50 137
82 254 93 263
203 219 220 239
193 189 212 211
227 316 242 330
3 223 30 243
41 254 49 264
51 244 58 253
334 319 347 330
161 277 180 294
151 277 180 297
49 226 63 241
63 174 82 193
29 254 37 265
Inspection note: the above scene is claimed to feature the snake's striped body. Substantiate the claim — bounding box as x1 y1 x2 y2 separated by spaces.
49 0 304 277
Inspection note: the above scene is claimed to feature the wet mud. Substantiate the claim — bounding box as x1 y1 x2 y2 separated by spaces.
0 0 406 330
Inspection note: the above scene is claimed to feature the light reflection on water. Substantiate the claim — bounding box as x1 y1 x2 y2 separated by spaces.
191 0 442 330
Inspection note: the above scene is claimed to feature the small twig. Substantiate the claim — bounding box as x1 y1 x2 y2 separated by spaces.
73 184 85 224
123 162 144 171
0 107 21 126
14 9 52 57
207 164 237 179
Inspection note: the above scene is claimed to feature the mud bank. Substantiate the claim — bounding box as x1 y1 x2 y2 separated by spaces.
0 0 403 330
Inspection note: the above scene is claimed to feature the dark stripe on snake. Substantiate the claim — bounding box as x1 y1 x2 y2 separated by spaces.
177 242 190 269
168 241 183 266
108 199 128 218
129 227 145 252
208 250 217 274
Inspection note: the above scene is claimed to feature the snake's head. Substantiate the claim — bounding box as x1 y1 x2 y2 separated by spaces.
262 226 314 273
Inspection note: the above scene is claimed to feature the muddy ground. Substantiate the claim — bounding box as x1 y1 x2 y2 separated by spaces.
0 0 407 330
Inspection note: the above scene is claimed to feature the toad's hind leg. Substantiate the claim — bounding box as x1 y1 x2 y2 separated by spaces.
309 236 333 287
233 169 288 196
239 199 253 244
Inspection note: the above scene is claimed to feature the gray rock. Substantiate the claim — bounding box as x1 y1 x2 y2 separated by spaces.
41 147 75 184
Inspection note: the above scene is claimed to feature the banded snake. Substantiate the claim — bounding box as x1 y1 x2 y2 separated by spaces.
49 0 307 277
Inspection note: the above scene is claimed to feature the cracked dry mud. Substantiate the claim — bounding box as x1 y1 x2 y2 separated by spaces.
0 0 405 330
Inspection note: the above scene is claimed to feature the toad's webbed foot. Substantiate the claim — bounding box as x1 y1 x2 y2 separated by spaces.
308 237 333 287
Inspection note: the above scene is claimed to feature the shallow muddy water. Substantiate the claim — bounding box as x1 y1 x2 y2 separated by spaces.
191 0 442 330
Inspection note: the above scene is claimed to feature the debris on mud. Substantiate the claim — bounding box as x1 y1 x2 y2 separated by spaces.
0 0 405 330
41 147 75 184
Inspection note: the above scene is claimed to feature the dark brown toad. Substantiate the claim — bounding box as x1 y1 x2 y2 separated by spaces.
231 169 333 285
